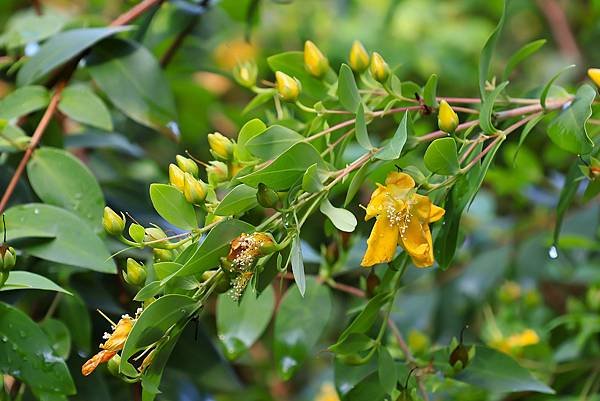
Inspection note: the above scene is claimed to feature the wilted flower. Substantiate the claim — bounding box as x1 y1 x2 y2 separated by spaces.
82 315 134 376
437 100 459 133
369 52 390 83
102 207 125 236
361 172 445 268
304 40 329 78
275 71 301 102
349 40 370 73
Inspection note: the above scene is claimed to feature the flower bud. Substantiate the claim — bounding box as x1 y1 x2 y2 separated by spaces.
208 132 234 161
176 155 199 177
123 258 146 286
275 71 301 102
588 68 600 87
256 183 279 209
369 52 390 83
102 207 125 236
168 163 185 191
349 40 370 73
437 100 459 133
233 60 258 88
153 248 174 262
201 270 231 293
0 244 16 272
144 226 168 248
183 173 208 204
128 223 145 244
304 40 329 78
207 161 229 185
107 354 121 377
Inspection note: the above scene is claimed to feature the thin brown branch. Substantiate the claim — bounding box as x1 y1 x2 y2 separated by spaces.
160 17 199 68
535 0 581 61
109 0 165 27
32 0 42 15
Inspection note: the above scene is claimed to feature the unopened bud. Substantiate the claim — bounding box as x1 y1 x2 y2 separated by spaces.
256 183 279 209
349 40 370 73
123 258 146 286
128 223 145 243
588 68 600 87
107 354 121 377
208 132 234 161
0 244 16 272
144 227 168 248
304 40 329 78
201 270 231 293
153 248 174 262
176 155 199 177
207 161 229 185
275 71 301 102
233 60 258 88
369 52 390 83
102 207 125 236
168 163 185 191
437 100 459 133
183 173 208 204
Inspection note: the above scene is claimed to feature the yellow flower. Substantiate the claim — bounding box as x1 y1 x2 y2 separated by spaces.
588 68 600 87
207 132 234 160
315 383 340 401
361 172 445 268
490 329 540 355
275 71 301 102
82 316 134 376
438 100 459 133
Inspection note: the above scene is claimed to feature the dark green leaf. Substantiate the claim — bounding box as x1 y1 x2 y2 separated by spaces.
58 292 91 354
245 125 305 160
58 85 113 131
512 113 544 164
149 184 197 230
0 85 49 120
479 81 509 134
344 161 371 207
17 26 131 86
553 163 583 246
319 198 357 232
214 184 258 216
328 333 375 355
502 39 546 82
375 112 409 160
338 292 392 342
355 104 373 150
39 318 71 359
274 277 331 379
423 73 438 108
338 64 361 112
0 271 70 294
479 0 509 98
378 347 398 395
424 137 459 175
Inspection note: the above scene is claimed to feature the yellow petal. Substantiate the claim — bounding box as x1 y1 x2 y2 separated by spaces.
398 212 434 268
361 215 399 267
364 185 389 221
81 350 116 376
101 317 133 352
385 172 415 189
588 68 600 87
413 194 445 223
429 203 445 223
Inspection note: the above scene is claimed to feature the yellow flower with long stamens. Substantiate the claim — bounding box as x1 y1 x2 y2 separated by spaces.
361 171 445 268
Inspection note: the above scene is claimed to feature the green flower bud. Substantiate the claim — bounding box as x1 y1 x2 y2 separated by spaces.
369 52 390 83
208 132 234 161
207 161 229 186
183 172 208 204
275 71 301 102
437 100 459 133
256 182 280 209
123 258 146 286
169 163 185 191
0 244 16 272
233 60 258 88
175 155 199 177
153 248 174 262
201 270 231 293
349 40 370 73
128 223 145 244
304 40 329 78
102 207 125 236
144 227 168 248
107 354 121 377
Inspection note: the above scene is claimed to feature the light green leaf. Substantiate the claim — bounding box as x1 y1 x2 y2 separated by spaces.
479 0 509 98
27 147 104 229
0 85 49 120
291 234 305 296
375 112 409 160
0 271 71 294
0 13 66 49
302 163 324 193
58 85 113 131
149 184 197 230
217 286 275 359
319 198 357 232
423 73 438 108
17 26 131 86
547 84 595 154
0 123 30 152
540 64 575 109
502 39 546 82
235 118 267 162
214 184 258 216
355 104 373 150
424 137 459 175
479 81 509 134
338 64 361 112
242 90 275 114
245 125 305 160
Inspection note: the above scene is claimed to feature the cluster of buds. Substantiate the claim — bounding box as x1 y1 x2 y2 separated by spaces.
169 155 208 204
82 314 135 376
221 232 277 300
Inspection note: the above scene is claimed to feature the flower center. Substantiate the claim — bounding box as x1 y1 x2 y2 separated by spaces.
384 193 415 239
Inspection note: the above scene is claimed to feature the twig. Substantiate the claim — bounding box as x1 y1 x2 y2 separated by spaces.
32 0 42 15
160 17 199 67
109 0 165 27
535 0 581 61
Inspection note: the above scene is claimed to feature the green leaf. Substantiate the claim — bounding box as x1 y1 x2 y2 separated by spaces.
27 147 104 229
423 73 438 108
553 163 583 246
240 142 325 190
58 292 91 354
319 198 357 232
0 13 66 49
290 234 305 296
302 163 324 193
457 346 554 394
245 125 305 160
338 291 392 342
267 51 328 99
338 64 361 112
479 81 509 134
274 277 331 379
40 318 71 359
0 85 49 120
2 204 116 273
134 281 165 301
344 161 372 207
58 85 113 131
87 38 178 138
539 64 575 109
120 295 196 374
547 84 595 154
0 302 75 397
149 184 197 230
216 286 275 359
502 39 546 82
375 112 409 160
17 26 131 86
172 220 255 279
378 347 398 395
214 184 258 216
0 271 71 294
424 137 459 175
242 90 275 114
140 327 184 400
235 118 267 162
0 123 30 152
512 113 545 164
479 0 509 98
355 104 373 150
328 333 376 355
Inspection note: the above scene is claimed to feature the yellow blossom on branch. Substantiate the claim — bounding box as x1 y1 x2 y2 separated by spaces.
81 315 134 376
361 171 445 268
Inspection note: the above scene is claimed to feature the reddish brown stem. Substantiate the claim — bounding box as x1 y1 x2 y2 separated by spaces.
110 0 165 27
32 0 42 15
535 0 581 61
160 17 198 67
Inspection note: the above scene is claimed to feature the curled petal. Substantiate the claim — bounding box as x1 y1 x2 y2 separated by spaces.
101 317 133 352
399 214 434 268
361 215 399 267
384 172 415 189
81 350 116 376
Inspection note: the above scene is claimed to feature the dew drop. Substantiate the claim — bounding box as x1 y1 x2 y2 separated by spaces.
548 245 559 260
33 208 40 215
